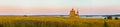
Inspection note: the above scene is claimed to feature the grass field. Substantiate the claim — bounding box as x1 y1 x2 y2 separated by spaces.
0 16 119 27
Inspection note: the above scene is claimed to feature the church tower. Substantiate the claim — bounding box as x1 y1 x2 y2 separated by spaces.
75 10 79 18
70 8 76 18
69 8 79 18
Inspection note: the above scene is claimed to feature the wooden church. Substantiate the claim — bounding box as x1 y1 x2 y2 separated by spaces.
69 8 79 18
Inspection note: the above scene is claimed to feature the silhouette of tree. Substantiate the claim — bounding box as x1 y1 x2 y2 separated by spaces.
106 16 112 20
23 15 28 17
104 17 107 20
115 17 118 20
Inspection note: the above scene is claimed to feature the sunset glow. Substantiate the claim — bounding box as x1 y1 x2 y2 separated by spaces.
0 0 120 15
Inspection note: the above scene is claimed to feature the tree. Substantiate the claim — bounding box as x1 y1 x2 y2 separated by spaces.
115 17 119 20
106 16 112 20
23 15 28 17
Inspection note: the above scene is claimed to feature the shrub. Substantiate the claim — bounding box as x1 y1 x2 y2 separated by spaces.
115 17 118 20
106 16 112 20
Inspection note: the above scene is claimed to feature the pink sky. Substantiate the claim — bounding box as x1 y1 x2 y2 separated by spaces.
0 5 120 15
0 0 120 15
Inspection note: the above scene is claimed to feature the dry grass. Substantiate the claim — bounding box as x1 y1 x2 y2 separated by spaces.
0 16 119 27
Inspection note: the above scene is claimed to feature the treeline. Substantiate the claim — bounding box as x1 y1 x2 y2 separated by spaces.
105 16 119 20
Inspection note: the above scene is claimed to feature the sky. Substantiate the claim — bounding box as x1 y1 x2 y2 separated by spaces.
0 0 120 15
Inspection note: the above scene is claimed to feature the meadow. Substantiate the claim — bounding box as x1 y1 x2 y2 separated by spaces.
0 16 119 27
